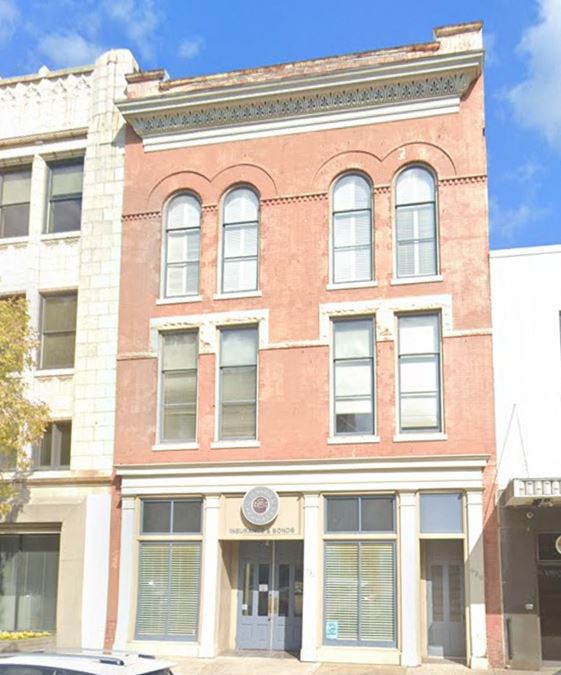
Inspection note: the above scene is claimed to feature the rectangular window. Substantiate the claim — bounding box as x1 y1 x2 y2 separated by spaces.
326 496 395 533
160 332 198 442
397 314 441 432
0 534 60 631
420 493 463 534
219 326 258 440
324 541 396 646
46 160 83 233
333 319 374 434
33 421 71 469
136 541 201 640
141 499 202 535
40 293 77 369
0 169 31 238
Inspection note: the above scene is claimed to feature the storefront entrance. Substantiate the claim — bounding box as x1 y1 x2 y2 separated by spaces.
236 540 303 652
425 540 466 660
538 533 561 661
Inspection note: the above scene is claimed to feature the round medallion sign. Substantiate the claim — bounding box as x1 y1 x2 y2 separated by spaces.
242 487 280 526
555 535 561 556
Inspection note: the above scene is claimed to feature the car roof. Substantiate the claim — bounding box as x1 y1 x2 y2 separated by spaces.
0 652 174 675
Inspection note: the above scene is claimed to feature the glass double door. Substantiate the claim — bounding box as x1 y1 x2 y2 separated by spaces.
237 540 303 652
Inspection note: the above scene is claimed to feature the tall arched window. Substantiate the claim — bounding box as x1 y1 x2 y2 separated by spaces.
395 167 437 278
332 174 372 284
164 193 201 297
222 187 259 293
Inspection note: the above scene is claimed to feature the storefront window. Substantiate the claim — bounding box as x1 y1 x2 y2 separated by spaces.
0 534 59 631
136 499 202 640
323 495 396 647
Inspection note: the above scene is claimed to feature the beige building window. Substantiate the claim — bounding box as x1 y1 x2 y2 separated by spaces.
39 293 77 370
33 421 71 470
0 168 31 238
46 160 83 233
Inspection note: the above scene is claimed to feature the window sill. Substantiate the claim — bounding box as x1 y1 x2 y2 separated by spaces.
40 231 81 243
328 435 380 445
156 295 202 305
213 290 262 300
393 432 447 442
326 281 378 290
34 368 74 378
390 275 443 286
152 442 199 451
211 440 260 449
0 235 28 247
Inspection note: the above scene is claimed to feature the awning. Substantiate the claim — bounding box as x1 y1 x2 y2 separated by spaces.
504 478 561 506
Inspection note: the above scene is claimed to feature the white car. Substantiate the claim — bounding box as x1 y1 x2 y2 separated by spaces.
0 652 175 675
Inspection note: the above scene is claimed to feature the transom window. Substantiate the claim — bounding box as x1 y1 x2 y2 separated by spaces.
221 188 259 293
326 495 395 533
219 326 258 440
39 293 77 369
33 421 71 470
160 332 198 442
332 174 372 284
46 160 83 233
395 166 437 277
164 194 201 297
397 314 442 432
420 493 463 534
0 168 31 238
333 319 374 435
141 499 202 534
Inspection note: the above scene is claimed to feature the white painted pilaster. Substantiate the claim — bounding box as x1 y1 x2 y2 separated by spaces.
81 493 111 649
300 493 321 662
198 495 221 658
466 490 489 670
113 497 135 650
399 491 420 666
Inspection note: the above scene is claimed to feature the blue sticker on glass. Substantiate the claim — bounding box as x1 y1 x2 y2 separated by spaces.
325 620 339 639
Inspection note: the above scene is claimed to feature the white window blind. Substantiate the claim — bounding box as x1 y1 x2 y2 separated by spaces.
396 167 437 278
161 332 198 442
165 195 200 297
222 188 259 292
324 541 396 645
332 175 372 283
398 314 441 431
136 542 201 640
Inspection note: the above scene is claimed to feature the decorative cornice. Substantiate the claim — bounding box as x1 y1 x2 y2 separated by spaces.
262 192 327 206
201 204 218 213
122 211 159 222
440 174 486 186
374 185 391 195
129 71 473 140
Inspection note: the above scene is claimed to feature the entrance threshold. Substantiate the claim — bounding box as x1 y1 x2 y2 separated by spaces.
223 650 299 660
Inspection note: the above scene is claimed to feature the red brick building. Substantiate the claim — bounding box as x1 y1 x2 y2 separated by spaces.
107 21 503 668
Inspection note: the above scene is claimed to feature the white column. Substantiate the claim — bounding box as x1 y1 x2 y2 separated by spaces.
300 493 321 662
198 495 221 658
399 491 420 666
466 490 489 670
81 493 111 649
113 497 135 650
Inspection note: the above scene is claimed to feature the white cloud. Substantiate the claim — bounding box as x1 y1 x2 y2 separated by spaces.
36 32 105 68
178 37 203 59
0 0 19 45
484 32 498 66
507 0 561 151
489 195 550 242
103 0 161 60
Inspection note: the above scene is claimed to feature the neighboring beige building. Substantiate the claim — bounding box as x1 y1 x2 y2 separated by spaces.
0 50 136 647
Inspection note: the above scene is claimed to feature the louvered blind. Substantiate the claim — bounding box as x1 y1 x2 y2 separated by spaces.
324 541 396 646
136 542 201 639
324 543 358 641
396 203 436 277
360 542 395 643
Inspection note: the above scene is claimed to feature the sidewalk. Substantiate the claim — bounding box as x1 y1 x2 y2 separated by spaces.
172 654 561 675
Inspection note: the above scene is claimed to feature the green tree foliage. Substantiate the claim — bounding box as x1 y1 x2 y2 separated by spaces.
0 297 49 517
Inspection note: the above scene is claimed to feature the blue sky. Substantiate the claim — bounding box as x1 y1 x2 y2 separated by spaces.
1 0 560 250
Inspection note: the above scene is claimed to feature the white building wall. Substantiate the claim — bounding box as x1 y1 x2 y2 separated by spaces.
490 245 561 487
0 49 137 646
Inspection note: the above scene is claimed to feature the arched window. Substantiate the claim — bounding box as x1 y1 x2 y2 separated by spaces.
222 187 259 293
395 167 437 278
332 174 372 284
164 193 201 297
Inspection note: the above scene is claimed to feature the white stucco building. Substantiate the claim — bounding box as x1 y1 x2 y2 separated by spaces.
491 245 561 669
0 50 136 647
